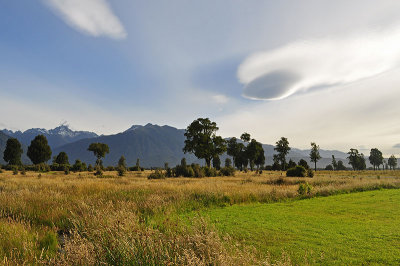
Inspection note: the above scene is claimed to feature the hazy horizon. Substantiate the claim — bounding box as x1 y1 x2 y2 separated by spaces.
1 1 400 155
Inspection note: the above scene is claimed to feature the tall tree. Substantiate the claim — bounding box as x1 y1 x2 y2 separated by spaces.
369 148 383 170
347 149 366 170
332 155 337 171
234 143 247 170
212 156 221 170
246 139 265 171
3 138 23 165
118 155 127 169
88 143 109 167
53 151 69 165
227 137 241 167
388 155 397 170
309 142 321 171
27 135 52 165
183 118 226 167
274 137 291 170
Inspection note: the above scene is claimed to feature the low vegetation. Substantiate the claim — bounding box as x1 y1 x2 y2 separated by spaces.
0 169 399 264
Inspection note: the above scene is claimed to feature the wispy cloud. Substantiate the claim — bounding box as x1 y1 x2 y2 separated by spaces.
44 0 127 39
238 23 400 100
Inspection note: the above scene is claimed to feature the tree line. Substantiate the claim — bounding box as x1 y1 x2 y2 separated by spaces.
1 118 398 176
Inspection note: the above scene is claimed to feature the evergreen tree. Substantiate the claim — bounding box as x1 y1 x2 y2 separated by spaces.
3 138 23 165
27 135 52 165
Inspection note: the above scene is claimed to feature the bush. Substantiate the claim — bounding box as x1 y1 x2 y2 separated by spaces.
325 164 334 170
203 167 218 177
105 166 115 171
191 164 205 178
298 182 313 196
307 168 314 178
129 166 142 171
117 166 126 177
219 166 235 176
88 164 94 172
148 169 165 179
286 165 307 177
20 167 26 175
94 166 103 177
64 166 70 175
12 165 18 175
35 163 50 173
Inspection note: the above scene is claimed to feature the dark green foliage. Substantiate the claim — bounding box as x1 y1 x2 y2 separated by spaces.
53 151 69 165
164 162 169 170
183 118 226 167
247 139 265 171
118 156 127 169
117 166 126 176
105 166 115 171
72 160 86 172
20 167 26 175
337 160 346 170
64 166 70 175
310 142 321 171
147 169 165 179
3 138 23 165
12 165 18 175
227 137 240 167
88 164 94 172
332 155 338 170
286 165 307 177
235 143 247 170
203 167 217 177
325 164 334 170
219 166 235 176
224 158 232 168
27 135 52 165
298 159 309 169
129 166 142 171
88 143 109 168
388 155 397 170
307 169 314 177
274 137 291 170
288 159 296 169
240 132 251 142
347 149 366 170
212 156 221 170
34 163 50 172
369 148 383 170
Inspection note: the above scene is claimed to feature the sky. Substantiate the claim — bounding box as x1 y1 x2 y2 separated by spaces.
1 0 400 155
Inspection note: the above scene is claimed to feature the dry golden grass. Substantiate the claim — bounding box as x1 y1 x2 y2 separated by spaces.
0 169 399 265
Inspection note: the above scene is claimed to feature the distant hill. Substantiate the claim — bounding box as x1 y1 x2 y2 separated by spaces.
2 125 98 150
53 124 199 167
51 123 350 168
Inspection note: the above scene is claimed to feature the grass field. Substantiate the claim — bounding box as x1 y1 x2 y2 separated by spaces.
198 189 400 265
0 169 399 264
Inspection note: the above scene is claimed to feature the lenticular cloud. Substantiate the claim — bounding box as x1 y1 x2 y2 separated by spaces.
238 24 400 100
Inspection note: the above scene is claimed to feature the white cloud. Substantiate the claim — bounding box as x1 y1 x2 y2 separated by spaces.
238 23 400 100
44 0 127 39
212 94 229 104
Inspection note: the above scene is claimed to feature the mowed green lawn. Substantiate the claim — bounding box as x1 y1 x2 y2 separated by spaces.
201 189 400 265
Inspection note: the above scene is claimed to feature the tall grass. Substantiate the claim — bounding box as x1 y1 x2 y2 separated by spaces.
0 170 399 264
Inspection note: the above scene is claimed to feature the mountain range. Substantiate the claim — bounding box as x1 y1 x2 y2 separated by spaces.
0 123 353 168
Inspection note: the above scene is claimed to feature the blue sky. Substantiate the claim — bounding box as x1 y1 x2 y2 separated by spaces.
1 0 400 155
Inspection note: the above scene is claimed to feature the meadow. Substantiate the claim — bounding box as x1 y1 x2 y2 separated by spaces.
0 169 399 265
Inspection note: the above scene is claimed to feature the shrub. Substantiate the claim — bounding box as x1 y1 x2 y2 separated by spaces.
191 164 205 178
12 166 18 175
20 167 26 175
286 165 307 177
325 164 334 170
129 166 142 171
219 166 235 176
94 166 103 177
298 182 313 196
117 166 126 177
64 166 70 175
203 167 218 177
307 168 314 178
105 166 115 171
0 168 3 173
148 169 165 179
35 163 50 172
88 164 94 172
